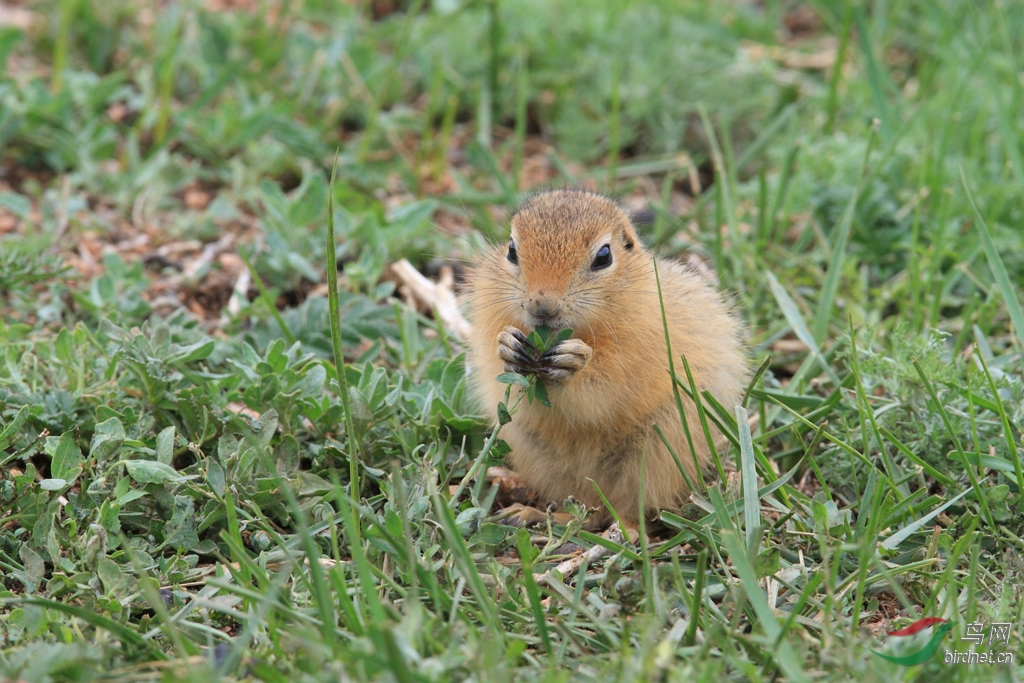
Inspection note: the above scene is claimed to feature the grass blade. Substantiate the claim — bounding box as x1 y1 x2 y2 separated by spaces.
515 528 553 658
854 7 897 143
735 404 760 548
973 344 1024 495
811 123 876 343
654 258 704 492
711 490 810 683
961 166 1024 349
880 487 973 550
765 271 841 386
239 248 297 346
18 597 160 657
682 549 707 647
432 495 504 637
911 358 994 527
326 153 361 495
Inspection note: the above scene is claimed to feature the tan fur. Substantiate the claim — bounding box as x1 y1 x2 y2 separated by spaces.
466 189 748 525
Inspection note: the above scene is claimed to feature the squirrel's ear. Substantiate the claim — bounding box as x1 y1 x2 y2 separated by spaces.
621 222 638 250
623 209 650 250
629 208 656 227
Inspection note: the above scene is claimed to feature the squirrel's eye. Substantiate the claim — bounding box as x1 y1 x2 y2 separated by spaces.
507 240 519 265
591 244 612 270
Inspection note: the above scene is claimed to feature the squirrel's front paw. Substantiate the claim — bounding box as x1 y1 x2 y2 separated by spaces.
497 326 537 375
538 338 592 383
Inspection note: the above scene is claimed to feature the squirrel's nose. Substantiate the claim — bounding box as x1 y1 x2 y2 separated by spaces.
528 297 560 321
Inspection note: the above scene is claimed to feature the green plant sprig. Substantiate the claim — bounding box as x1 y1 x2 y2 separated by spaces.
495 326 573 408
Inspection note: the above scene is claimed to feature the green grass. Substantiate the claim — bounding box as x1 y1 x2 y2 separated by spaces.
2 0 1024 681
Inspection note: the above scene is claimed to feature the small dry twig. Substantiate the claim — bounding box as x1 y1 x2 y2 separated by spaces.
390 258 471 342
538 522 627 584
183 233 235 282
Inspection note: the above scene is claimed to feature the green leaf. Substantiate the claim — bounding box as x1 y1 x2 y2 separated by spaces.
97 558 123 596
455 507 486 537
754 546 781 578
496 372 531 388
155 426 175 465
54 328 74 365
124 460 184 484
161 495 200 550
18 544 45 593
384 508 403 540
531 380 551 407
515 526 537 563
90 417 125 461
51 432 83 483
985 484 1009 503
98 500 122 533
552 327 574 344
0 405 29 451
286 252 321 283
949 451 1017 473
249 409 279 450
0 191 31 218
114 478 148 505
207 457 226 498
46 518 61 567
169 339 215 364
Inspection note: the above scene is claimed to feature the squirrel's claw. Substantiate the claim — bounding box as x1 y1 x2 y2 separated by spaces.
505 326 535 350
498 328 591 382
498 327 537 374
493 502 571 528
538 338 593 383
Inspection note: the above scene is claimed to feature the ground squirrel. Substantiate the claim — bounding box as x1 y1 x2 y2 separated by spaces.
467 189 747 530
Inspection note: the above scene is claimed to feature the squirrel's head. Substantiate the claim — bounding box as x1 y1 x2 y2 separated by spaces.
475 189 649 333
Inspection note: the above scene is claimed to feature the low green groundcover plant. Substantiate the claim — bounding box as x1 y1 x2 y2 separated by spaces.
1 1 1023 681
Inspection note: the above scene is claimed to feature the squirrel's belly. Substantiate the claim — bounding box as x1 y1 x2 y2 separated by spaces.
505 440 610 511
502 408 669 513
